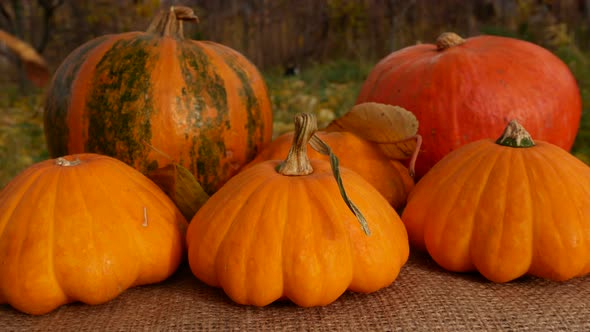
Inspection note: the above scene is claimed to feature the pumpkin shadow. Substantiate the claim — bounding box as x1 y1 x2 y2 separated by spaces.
405 249 537 285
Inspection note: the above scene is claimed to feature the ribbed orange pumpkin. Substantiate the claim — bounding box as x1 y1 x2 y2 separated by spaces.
0 154 187 315
244 130 414 210
357 32 582 178
401 120 590 282
43 6 273 194
187 114 409 306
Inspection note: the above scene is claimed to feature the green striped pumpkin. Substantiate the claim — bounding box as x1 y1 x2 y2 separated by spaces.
43 6 273 194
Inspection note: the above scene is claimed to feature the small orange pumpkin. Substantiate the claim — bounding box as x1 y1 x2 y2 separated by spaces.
187 113 409 306
401 120 590 282
244 130 414 210
0 154 187 315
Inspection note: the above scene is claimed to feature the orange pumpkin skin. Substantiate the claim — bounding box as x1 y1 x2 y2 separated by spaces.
357 33 582 178
245 131 414 210
401 135 590 282
186 160 409 307
43 7 273 194
0 154 188 315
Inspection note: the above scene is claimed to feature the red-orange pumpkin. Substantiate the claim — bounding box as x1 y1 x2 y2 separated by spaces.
43 6 273 194
357 32 581 177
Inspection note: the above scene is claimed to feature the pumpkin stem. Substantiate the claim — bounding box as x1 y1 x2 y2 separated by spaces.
55 156 81 166
495 119 536 148
436 32 465 51
146 6 199 39
278 113 371 235
276 113 317 175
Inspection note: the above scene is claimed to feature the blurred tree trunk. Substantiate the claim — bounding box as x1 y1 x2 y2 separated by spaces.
0 0 63 91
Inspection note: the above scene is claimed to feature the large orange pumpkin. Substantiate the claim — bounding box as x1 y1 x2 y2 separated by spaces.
0 154 187 315
43 6 273 194
244 130 414 210
357 32 582 177
187 114 409 306
401 120 590 282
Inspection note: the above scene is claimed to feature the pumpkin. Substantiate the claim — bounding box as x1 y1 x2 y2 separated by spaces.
244 130 414 210
357 32 582 178
0 154 188 315
401 120 590 282
43 6 273 195
186 113 409 306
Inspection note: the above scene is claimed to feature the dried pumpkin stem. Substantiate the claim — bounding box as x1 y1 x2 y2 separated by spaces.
278 113 371 235
55 157 81 167
495 119 535 148
146 6 199 39
310 135 371 236
276 113 317 175
436 32 465 51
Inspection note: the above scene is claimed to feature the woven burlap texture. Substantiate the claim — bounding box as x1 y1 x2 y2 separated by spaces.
2 252 589 331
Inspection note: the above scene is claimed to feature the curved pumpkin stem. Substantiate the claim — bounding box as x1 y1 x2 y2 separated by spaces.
146 6 199 39
436 32 465 51
496 119 536 148
278 113 371 236
276 113 317 176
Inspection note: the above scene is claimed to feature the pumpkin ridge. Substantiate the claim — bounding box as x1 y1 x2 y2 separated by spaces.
514 149 535 278
471 147 531 281
0 163 51 237
66 33 142 155
424 142 498 269
203 41 270 151
222 50 263 159
209 166 278 286
244 175 289 304
215 173 280 305
48 163 69 304
423 143 486 266
80 159 145 287
84 35 158 173
67 162 114 301
43 35 111 157
281 173 349 306
178 42 228 192
304 171 354 300
464 147 510 272
188 164 273 287
5 164 67 311
531 145 589 278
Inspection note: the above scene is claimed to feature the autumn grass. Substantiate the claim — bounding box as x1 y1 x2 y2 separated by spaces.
1 56 590 190
0 86 48 189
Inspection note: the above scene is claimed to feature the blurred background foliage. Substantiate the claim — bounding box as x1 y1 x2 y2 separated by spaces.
1 0 590 188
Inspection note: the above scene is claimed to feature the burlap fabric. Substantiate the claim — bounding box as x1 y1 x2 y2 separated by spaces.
1 252 589 331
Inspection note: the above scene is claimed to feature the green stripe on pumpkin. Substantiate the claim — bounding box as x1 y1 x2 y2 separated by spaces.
178 42 229 194
85 35 157 173
209 44 264 160
44 35 111 158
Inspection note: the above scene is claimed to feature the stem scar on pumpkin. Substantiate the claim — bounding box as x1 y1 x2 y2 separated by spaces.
55 156 82 166
277 113 371 236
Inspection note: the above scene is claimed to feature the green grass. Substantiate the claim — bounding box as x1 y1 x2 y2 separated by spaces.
264 59 373 134
0 87 48 189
